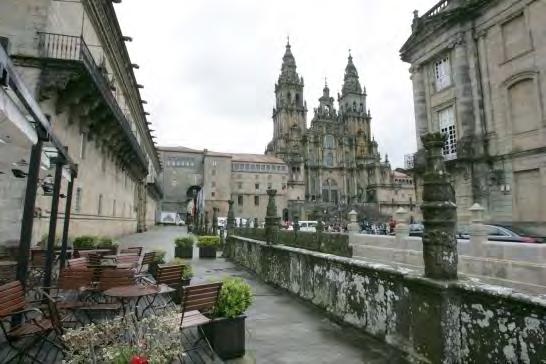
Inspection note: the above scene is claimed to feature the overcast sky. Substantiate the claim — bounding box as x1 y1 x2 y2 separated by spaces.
115 0 438 168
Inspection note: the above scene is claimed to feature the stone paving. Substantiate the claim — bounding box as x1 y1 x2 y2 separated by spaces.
120 226 410 364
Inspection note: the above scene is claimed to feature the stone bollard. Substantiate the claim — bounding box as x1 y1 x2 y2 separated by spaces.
254 217 259 230
212 208 218 236
469 203 486 257
265 189 280 244
421 132 458 280
245 217 250 229
394 207 409 239
347 210 359 235
227 200 235 236
293 214 300 232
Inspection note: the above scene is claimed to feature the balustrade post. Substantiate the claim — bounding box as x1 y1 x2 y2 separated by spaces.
227 200 235 236
265 189 280 245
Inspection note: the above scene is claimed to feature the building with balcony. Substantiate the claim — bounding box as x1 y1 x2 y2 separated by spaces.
0 0 162 243
400 0 546 234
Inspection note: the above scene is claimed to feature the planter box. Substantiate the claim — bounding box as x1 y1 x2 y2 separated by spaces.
198 247 217 258
171 279 191 304
202 315 246 360
182 278 191 287
175 246 193 259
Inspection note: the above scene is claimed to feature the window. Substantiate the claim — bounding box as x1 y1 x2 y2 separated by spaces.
238 195 243 206
211 191 216 197
211 160 217 167
434 55 451 91
75 187 82 212
238 182 243 189
410 197 414 211
325 152 334 167
79 133 87 159
324 135 335 149
438 106 457 159
254 196 259 206
212 169 216 176
502 13 530 60
267 182 272 189
98 194 103 215
509 78 539 134
255 183 259 190
268 174 272 180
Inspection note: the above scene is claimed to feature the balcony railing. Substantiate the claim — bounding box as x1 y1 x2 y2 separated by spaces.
422 0 450 18
37 32 148 174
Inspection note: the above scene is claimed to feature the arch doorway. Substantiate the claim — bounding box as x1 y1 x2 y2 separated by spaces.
322 179 338 204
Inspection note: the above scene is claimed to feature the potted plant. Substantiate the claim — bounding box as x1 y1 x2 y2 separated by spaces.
202 277 253 360
197 235 220 258
96 237 119 255
174 236 194 258
149 249 166 278
72 235 97 257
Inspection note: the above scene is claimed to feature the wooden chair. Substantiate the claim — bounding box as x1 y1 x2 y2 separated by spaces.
97 268 135 291
0 281 62 363
115 254 140 268
178 282 223 359
67 257 88 269
138 251 156 274
152 264 185 308
87 253 102 266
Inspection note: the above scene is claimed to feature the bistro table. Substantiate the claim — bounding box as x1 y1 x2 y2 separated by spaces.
0 261 17 284
103 283 175 319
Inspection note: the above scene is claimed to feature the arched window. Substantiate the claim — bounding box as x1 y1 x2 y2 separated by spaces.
295 93 301 106
325 152 334 167
323 135 335 149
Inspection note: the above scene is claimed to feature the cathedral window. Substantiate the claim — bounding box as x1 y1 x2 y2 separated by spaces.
325 152 334 167
438 106 457 160
434 55 451 91
323 135 335 149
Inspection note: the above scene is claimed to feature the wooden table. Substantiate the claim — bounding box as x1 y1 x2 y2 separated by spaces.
103 284 175 318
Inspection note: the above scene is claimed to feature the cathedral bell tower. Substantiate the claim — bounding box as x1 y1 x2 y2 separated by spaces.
338 52 371 161
266 40 307 186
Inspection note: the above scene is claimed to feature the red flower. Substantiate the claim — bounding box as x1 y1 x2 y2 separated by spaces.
130 355 148 364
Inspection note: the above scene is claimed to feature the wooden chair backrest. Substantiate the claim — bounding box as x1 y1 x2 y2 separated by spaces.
87 253 102 266
181 282 222 317
156 264 184 287
116 254 140 266
57 268 94 290
141 252 155 268
41 290 63 334
0 281 25 317
67 257 88 269
120 247 143 256
97 268 135 290
30 249 47 267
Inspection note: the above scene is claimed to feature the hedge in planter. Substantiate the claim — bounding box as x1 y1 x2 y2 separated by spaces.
149 249 167 278
72 235 97 250
197 236 220 258
203 277 253 360
174 236 194 258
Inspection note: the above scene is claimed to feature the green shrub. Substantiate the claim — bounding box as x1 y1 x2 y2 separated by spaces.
167 258 194 279
153 249 166 265
197 235 220 248
174 236 194 248
37 234 62 248
73 235 98 249
96 237 118 248
214 277 253 319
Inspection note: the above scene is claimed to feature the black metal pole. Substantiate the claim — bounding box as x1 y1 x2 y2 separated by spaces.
43 160 63 290
16 138 44 287
60 173 75 269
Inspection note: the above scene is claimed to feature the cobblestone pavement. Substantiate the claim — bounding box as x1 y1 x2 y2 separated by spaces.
120 226 410 364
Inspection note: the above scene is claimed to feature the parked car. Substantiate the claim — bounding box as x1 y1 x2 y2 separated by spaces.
409 223 424 237
457 224 543 243
299 221 318 232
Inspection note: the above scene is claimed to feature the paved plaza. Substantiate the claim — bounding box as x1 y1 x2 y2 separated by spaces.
119 226 409 364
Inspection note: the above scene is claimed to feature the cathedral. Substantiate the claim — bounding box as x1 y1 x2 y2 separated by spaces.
266 41 407 222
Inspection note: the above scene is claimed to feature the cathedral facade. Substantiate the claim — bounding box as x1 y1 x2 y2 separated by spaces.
266 42 409 222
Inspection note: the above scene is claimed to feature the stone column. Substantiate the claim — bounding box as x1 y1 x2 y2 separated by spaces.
421 132 458 280
245 218 250 228
410 65 428 150
468 203 486 257
253 217 259 230
452 34 474 144
293 214 300 231
265 189 280 244
212 208 218 235
227 200 235 235
347 210 359 235
394 207 409 239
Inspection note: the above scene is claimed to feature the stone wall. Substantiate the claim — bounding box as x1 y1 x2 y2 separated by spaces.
226 236 546 363
350 234 546 295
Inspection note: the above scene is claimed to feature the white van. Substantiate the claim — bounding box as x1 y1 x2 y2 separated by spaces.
299 221 318 232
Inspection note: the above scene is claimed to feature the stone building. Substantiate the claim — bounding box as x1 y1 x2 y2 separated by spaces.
0 0 161 245
266 42 410 221
401 0 546 234
158 147 288 224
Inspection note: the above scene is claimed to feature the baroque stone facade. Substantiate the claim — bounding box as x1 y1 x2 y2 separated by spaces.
266 42 416 221
0 0 161 245
401 0 546 234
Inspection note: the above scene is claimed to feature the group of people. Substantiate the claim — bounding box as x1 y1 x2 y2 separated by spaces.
360 218 397 235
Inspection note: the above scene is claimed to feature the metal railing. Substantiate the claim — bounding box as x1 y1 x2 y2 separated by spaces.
37 32 148 173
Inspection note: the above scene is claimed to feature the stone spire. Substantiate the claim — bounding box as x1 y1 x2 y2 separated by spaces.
341 51 363 96
279 40 301 85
